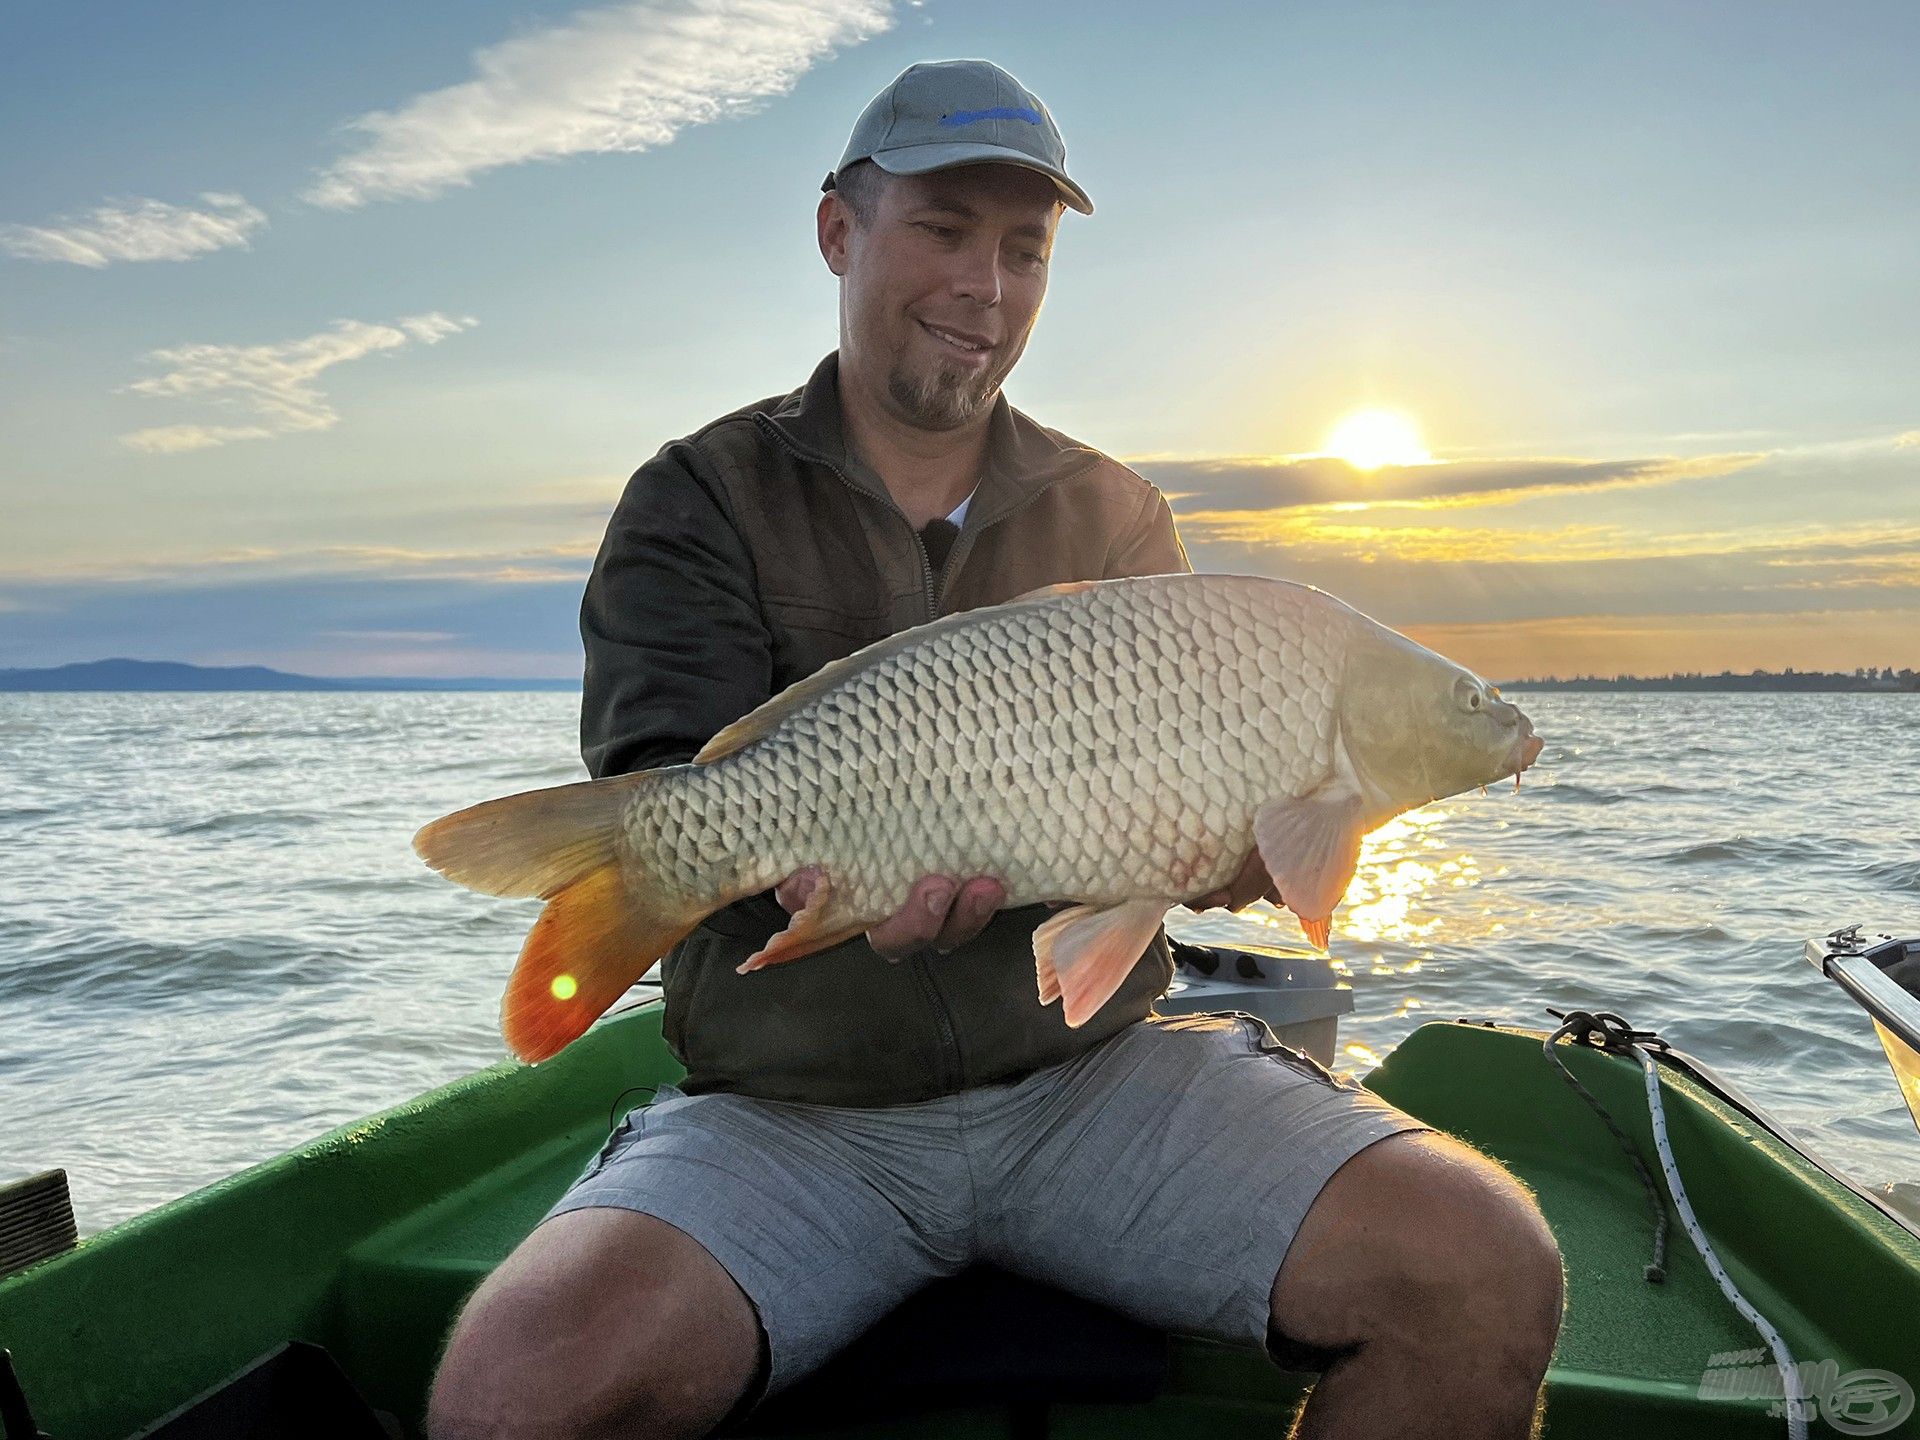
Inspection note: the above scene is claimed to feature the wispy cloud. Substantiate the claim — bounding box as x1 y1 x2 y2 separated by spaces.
0 540 592 587
120 312 478 454
1139 450 1764 515
317 628 462 643
1177 510 1920 574
0 193 266 267
305 0 894 209
4 520 1915 680
0 567 586 677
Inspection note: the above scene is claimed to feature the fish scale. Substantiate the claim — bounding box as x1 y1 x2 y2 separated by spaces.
633 575 1342 921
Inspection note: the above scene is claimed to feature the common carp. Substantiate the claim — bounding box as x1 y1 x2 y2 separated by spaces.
415 574 1542 1062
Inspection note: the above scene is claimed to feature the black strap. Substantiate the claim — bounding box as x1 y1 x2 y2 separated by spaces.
1542 1010 1671 1283
0 1350 50 1440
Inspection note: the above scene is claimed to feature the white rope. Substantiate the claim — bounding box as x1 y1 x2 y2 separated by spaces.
1631 1043 1808 1440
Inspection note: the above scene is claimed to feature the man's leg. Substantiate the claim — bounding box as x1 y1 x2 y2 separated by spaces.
430 1208 760 1440
1268 1130 1564 1439
982 1014 1562 1440
428 1083 971 1440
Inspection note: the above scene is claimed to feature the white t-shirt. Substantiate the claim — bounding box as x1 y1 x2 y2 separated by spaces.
944 490 976 528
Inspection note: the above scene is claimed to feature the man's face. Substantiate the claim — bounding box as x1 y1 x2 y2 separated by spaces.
822 164 1062 432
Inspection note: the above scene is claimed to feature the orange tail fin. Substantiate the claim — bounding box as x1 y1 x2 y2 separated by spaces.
502 862 701 1062
413 769 706 1062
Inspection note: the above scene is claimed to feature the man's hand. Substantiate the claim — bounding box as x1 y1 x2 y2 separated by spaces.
776 867 1007 960
1185 850 1281 913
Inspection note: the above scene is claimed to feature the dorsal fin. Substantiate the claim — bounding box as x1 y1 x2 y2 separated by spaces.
692 579 1107 764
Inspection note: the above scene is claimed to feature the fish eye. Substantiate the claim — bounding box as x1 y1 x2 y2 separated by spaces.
1453 676 1484 713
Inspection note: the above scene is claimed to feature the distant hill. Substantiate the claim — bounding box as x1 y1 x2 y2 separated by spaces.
0 659 580 692
1503 668 1917 693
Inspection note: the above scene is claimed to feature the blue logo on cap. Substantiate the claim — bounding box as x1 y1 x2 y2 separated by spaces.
941 106 1042 127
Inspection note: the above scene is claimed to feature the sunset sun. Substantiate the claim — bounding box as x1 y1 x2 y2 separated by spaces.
1324 409 1432 471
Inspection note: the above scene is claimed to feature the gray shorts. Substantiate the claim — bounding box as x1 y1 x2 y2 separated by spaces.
545 1012 1426 1397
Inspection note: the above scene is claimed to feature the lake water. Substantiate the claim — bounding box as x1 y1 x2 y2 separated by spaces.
2 691 1916 1234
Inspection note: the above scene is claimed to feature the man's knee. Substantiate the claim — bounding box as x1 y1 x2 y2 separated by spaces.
1418 1146 1565 1366
1271 1132 1564 1368
428 1209 762 1440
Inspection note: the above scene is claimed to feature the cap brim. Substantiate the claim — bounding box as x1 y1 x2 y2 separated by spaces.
870 142 1093 216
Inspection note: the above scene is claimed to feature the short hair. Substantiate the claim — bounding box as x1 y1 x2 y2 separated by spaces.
830 159 889 226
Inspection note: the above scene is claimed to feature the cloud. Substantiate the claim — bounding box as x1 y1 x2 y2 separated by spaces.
317 628 463 643
1175 516 1920 644
1137 433 1918 648
4 553 1913 683
4 508 1915 680
304 0 895 209
1137 450 1764 515
120 312 479 453
123 423 277 455
0 540 594 588
1177 510 1920 573
7 418 1912 679
0 568 586 678
0 193 266 267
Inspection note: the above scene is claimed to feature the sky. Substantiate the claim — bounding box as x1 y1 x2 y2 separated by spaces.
2 0 1916 681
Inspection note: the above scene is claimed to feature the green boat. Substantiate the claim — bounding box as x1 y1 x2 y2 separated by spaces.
3 937 1917 1439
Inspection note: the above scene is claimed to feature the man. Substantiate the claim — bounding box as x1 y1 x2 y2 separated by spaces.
430 61 1564 1440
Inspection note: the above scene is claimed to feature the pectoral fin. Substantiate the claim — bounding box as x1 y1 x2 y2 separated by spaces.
1252 789 1367 951
1033 898 1170 1027
737 872 867 973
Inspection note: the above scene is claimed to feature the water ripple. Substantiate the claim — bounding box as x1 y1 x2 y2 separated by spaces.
163 810 328 839
1860 858 1920 893
2 688 1916 1235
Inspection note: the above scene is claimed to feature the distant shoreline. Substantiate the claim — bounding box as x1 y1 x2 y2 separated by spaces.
1504 675 1916 694
2 658 1914 695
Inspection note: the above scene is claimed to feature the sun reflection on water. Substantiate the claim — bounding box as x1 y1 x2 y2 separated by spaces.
1343 807 1480 947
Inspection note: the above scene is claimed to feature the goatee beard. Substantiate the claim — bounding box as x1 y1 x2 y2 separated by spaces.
887 359 997 432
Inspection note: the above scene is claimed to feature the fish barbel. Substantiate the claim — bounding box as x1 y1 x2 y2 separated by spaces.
415 574 1543 1062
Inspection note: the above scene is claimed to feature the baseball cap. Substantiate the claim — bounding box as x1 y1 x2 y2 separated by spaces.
825 60 1093 215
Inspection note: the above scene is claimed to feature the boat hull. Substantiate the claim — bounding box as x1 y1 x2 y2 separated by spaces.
3 1006 1917 1438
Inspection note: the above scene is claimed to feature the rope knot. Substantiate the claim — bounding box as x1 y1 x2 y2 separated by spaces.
1546 1007 1669 1055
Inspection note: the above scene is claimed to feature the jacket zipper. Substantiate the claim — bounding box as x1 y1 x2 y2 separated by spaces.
911 463 1095 1087
753 414 1101 614
751 414 1102 1095
934 455 1099 609
754 415 941 618
753 414 959 1087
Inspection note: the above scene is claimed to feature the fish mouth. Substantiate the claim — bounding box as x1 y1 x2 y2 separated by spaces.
1506 724 1545 789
